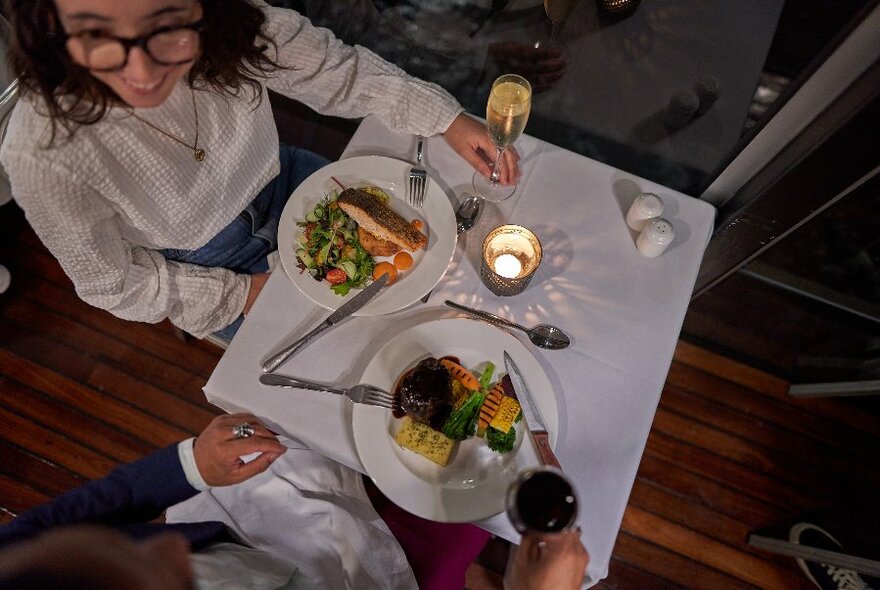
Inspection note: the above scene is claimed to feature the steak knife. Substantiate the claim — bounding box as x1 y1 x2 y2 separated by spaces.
503 351 561 469
261 274 388 373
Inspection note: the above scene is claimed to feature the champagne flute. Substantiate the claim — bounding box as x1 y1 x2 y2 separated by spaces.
473 74 532 202
544 0 578 47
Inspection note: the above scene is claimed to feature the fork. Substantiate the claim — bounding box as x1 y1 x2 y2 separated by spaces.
259 374 396 410
408 136 427 208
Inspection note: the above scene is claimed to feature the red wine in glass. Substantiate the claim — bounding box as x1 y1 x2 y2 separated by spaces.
507 466 578 533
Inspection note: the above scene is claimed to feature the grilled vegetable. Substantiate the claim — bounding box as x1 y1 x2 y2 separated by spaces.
489 396 522 435
486 424 517 454
477 384 505 436
439 359 480 390
441 390 485 441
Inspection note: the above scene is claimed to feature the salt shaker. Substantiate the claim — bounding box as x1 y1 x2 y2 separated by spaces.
664 90 699 128
626 192 664 232
694 75 721 115
637 218 674 257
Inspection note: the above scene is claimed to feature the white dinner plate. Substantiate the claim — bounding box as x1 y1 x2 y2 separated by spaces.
352 318 559 523
277 155 456 315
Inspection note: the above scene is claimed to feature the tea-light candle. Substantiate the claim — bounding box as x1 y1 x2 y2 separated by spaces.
493 254 522 278
480 225 542 296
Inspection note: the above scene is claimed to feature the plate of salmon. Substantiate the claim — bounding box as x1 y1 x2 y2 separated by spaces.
278 156 457 315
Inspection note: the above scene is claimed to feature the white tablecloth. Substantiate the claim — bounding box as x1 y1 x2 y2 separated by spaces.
204 115 716 585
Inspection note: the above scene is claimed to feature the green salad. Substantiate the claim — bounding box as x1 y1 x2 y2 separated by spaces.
295 190 374 296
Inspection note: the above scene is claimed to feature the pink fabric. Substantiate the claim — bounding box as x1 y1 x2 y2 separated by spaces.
365 477 491 590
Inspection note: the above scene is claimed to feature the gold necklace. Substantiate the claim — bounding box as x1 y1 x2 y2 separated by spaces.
129 88 205 162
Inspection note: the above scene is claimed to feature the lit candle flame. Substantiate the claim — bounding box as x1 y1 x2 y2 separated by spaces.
493 254 522 278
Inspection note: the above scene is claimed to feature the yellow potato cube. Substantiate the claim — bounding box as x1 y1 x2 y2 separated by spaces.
394 417 456 466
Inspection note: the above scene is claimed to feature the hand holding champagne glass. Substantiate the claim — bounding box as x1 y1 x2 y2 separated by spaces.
473 74 532 202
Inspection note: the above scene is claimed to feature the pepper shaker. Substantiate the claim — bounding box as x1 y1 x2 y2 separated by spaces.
694 75 721 115
664 90 699 128
626 192 664 232
636 218 674 257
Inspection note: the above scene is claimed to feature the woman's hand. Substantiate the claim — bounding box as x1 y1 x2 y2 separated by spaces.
487 43 566 94
506 529 589 590
244 273 270 315
443 113 521 185
193 413 287 486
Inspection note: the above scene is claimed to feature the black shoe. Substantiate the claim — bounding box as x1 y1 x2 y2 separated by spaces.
789 523 876 590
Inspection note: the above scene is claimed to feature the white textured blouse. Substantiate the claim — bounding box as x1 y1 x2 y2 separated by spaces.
1 3 461 337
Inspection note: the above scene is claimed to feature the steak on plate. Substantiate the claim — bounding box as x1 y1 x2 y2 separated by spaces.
397 357 452 425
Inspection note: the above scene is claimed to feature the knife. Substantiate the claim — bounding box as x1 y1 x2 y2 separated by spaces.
261 274 388 373
503 351 561 469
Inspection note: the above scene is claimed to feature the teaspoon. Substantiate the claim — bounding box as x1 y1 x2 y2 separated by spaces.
444 300 571 350
455 193 482 233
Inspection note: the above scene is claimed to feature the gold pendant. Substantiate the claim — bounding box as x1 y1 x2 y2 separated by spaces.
194 148 206 162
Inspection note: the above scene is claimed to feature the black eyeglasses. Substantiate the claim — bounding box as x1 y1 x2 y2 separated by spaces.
65 19 206 72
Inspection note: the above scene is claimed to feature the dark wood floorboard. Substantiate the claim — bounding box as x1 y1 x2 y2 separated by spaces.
2 103 878 589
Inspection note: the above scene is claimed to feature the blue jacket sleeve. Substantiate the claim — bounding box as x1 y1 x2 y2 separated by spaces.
0 444 199 547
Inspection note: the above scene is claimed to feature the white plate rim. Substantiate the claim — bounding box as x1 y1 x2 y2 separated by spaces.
352 318 559 523
277 155 456 315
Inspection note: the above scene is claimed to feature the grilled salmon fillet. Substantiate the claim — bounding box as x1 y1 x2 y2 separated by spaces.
357 226 400 257
338 188 427 251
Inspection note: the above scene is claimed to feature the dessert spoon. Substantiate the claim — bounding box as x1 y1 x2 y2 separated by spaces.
444 300 571 350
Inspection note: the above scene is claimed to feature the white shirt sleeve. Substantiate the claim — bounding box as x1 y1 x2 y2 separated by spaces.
178 437 211 491
6 154 249 338
257 3 464 137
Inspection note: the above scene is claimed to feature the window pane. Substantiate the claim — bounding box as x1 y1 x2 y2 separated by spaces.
284 0 869 195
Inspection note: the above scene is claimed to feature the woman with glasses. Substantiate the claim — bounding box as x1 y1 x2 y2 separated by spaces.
1 0 519 341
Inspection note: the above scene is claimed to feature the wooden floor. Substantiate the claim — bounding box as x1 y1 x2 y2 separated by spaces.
2 98 880 587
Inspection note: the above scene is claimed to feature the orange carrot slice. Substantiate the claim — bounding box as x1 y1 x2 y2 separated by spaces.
439 359 480 390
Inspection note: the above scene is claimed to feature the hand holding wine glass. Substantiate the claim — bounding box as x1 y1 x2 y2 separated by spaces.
473 74 532 202
504 466 588 590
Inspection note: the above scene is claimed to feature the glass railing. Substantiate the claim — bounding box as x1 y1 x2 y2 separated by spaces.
276 0 868 196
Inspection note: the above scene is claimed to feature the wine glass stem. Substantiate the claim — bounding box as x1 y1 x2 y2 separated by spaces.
549 22 561 46
490 147 506 184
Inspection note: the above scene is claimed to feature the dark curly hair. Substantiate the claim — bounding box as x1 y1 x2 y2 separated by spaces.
5 0 282 140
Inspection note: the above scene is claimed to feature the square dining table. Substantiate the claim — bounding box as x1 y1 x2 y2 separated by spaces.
204 114 716 586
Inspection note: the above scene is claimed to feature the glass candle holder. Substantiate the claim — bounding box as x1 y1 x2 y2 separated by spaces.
480 225 542 296
599 0 640 16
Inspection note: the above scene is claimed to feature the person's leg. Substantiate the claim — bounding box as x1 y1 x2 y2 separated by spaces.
161 146 328 274
364 476 491 590
161 145 328 341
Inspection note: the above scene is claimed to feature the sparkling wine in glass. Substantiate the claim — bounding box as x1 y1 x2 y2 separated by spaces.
506 466 578 534
473 74 532 202
544 0 578 46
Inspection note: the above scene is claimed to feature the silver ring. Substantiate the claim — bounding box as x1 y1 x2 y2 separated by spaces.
232 423 255 439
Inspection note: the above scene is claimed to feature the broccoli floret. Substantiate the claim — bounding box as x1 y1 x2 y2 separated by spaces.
486 425 517 454
441 391 484 441
478 362 495 390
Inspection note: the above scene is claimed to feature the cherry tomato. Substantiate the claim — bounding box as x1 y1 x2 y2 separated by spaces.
326 268 347 285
